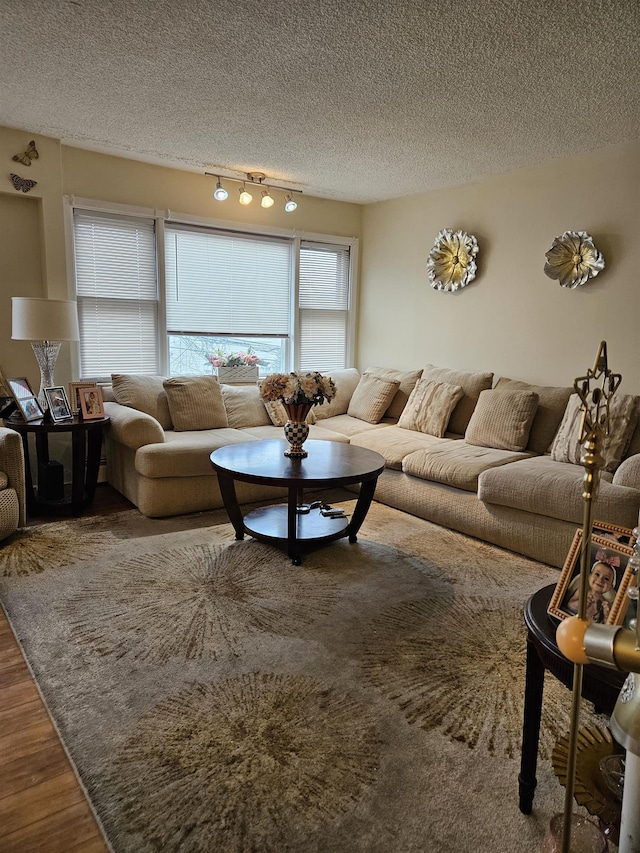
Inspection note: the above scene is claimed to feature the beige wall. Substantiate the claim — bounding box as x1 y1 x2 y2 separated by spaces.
359 139 640 392
0 125 362 394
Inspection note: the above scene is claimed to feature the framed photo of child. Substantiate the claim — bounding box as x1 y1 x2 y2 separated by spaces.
44 386 73 422
8 377 43 422
79 386 105 420
547 523 636 626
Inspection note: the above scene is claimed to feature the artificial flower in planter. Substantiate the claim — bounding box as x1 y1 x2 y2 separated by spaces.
206 348 264 368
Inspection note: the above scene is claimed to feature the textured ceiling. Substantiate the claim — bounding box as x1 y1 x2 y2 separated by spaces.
1 0 638 203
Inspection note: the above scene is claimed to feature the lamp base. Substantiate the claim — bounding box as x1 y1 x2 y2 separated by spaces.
32 340 61 410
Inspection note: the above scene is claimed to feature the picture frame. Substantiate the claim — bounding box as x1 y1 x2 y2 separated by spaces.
8 377 43 422
69 380 97 415
0 366 10 398
79 385 105 420
547 524 636 626
44 386 73 422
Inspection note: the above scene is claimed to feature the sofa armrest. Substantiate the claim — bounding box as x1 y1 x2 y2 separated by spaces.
0 427 26 527
613 454 640 489
104 401 165 450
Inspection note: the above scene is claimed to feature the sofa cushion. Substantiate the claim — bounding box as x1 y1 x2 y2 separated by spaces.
241 424 350 443
221 384 272 428
136 428 258 478
550 392 640 472
347 373 400 423
397 379 464 437
111 374 173 430
363 367 423 418
421 365 494 435
349 425 449 470
475 455 640 528
402 440 533 492
163 375 228 431
314 368 361 419
465 389 539 452
313 414 393 437
494 377 573 454
263 399 316 426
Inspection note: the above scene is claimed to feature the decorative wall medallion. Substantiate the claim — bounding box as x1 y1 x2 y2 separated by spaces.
12 139 39 166
10 172 37 193
426 228 479 292
544 230 605 288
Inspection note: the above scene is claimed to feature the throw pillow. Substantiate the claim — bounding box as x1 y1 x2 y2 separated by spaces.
111 374 173 430
163 375 228 431
263 399 316 427
550 392 640 472
221 384 272 428
363 367 424 419
347 373 401 424
495 377 573 455
397 379 464 437
465 389 540 452
421 365 494 435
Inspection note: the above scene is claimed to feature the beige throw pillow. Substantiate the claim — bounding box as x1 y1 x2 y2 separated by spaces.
363 367 424 419
421 365 494 435
221 384 272 428
495 377 573 454
347 373 401 423
550 392 640 472
465 389 539 452
263 399 316 426
163 375 228 431
111 374 173 430
397 379 464 437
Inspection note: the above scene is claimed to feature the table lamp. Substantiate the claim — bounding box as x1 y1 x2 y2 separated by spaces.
11 297 80 410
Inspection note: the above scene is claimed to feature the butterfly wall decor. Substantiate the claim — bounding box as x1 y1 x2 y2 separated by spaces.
10 173 37 193
12 140 39 166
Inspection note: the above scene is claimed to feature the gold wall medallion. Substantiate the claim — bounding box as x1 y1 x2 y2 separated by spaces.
426 229 479 292
544 230 605 288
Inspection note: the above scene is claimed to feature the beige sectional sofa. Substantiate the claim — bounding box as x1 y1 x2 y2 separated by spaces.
103 366 640 568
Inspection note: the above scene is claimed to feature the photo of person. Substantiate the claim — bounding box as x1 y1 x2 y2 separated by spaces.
44 386 72 422
79 385 104 420
85 391 100 414
563 551 618 624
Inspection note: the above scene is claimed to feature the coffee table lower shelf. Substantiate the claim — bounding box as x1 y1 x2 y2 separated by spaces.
244 504 350 555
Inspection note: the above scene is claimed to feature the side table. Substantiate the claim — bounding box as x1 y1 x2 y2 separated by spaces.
5 414 110 517
518 584 625 814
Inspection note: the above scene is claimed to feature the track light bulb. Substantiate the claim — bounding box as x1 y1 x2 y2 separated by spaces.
284 194 297 212
239 185 253 205
214 180 228 201
261 189 274 208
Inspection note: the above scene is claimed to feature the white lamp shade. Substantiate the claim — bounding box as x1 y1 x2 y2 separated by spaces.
12 297 80 342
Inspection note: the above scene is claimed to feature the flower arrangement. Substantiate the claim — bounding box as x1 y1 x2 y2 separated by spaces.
207 348 264 368
259 371 337 408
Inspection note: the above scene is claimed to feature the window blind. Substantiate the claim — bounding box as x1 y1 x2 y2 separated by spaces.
165 226 292 335
298 242 350 371
73 210 158 376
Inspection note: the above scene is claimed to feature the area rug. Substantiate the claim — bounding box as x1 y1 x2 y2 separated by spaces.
0 498 608 852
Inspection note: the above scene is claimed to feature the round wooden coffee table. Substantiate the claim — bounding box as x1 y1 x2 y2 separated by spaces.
210 439 385 564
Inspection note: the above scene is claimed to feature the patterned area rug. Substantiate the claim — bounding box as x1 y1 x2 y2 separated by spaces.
0 498 606 852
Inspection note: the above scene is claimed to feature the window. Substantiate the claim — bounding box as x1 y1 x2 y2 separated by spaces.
72 206 355 377
73 210 158 377
164 225 292 376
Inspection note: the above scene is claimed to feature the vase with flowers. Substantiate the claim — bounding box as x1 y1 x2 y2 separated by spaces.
259 371 337 457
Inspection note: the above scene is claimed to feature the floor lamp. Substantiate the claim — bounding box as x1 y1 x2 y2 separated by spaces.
11 297 80 411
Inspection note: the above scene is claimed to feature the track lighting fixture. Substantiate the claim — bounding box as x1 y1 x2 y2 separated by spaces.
205 171 302 212
239 184 253 205
213 178 228 201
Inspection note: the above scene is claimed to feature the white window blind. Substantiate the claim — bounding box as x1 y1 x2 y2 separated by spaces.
298 242 350 371
73 210 158 376
165 225 292 335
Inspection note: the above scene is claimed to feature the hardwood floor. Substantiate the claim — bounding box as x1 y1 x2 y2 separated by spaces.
0 484 132 853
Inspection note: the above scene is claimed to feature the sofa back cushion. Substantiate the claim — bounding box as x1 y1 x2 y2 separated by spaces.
397 379 464 437
550 392 640 472
221 384 272 428
314 368 361 420
111 374 173 430
163 375 228 431
495 377 573 454
347 373 401 423
363 367 423 418
421 365 493 435
465 389 539 452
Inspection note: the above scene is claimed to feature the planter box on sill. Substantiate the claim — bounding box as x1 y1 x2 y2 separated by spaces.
216 365 260 384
